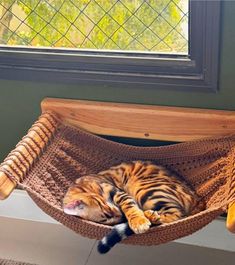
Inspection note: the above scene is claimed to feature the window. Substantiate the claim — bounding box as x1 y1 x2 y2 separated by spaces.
0 0 221 92
0 0 189 53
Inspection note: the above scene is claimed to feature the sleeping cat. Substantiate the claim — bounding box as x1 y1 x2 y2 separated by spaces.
63 161 204 253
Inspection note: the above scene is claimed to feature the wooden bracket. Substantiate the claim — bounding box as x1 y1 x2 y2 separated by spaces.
227 202 235 233
42 98 235 142
0 112 60 199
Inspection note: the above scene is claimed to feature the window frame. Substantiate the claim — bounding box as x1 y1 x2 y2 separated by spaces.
0 0 221 92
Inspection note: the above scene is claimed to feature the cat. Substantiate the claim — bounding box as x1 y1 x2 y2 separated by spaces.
63 161 204 253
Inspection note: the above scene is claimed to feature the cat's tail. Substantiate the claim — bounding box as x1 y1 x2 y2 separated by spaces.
97 223 133 254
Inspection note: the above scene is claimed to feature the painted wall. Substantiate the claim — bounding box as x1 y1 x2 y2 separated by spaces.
0 1 235 161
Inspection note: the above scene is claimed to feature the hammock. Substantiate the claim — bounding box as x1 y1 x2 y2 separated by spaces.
0 100 235 246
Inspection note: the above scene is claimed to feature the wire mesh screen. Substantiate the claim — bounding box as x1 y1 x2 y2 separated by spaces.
0 0 188 54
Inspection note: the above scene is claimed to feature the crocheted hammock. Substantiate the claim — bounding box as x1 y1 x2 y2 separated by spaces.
1 99 235 246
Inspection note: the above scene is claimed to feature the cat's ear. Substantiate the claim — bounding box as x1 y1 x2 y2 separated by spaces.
64 199 86 209
76 199 86 209
63 199 86 215
75 178 80 184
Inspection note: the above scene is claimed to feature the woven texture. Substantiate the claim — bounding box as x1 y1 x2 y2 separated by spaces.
0 259 37 265
6 113 235 245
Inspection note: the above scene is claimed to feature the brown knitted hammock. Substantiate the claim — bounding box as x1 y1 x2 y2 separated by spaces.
1 99 235 246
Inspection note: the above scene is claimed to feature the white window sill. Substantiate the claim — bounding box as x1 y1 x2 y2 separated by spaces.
0 189 234 252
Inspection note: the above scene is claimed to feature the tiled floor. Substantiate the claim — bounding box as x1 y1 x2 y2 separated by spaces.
0 217 234 265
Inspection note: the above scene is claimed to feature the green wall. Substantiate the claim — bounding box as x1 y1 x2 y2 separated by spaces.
0 1 235 161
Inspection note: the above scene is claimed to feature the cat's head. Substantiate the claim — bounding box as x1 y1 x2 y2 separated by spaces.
63 178 123 225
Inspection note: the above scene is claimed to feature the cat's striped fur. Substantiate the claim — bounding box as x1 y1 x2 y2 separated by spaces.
63 161 203 253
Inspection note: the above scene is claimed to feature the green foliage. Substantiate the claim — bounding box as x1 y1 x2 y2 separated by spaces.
0 0 188 53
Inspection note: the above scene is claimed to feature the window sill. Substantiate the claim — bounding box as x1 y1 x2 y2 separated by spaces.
0 189 234 252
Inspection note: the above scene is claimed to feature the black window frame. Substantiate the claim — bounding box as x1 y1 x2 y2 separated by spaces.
0 0 221 92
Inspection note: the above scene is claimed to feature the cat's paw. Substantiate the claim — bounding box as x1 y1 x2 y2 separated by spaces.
144 210 161 225
129 216 151 234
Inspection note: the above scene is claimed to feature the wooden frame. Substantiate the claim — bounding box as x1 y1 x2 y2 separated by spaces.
0 1 221 92
0 98 235 233
42 98 235 142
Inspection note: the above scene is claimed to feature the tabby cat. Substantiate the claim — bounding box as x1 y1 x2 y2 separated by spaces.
63 161 203 253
